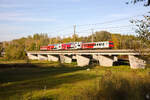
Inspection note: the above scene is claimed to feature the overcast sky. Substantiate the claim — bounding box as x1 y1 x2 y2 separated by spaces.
0 0 150 41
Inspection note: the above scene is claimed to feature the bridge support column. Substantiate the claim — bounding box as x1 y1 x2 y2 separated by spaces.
98 55 114 67
114 56 118 62
72 55 77 59
76 55 90 67
93 54 99 60
27 54 38 60
60 55 72 63
48 55 59 62
129 55 146 69
38 54 48 61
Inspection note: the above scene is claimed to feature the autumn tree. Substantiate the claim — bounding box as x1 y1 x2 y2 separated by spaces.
72 34 79 42
131 14 150 49
32 33 49 50
5 38 26 60
5 33 50 60
94 31 112 42
111 34 121 49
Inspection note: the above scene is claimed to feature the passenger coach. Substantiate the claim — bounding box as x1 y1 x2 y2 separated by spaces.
40 41 114 50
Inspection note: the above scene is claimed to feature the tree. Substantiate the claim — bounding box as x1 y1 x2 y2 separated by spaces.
72 34 79 42
111 34 121 49
131 14 150 47
94 31 112 42
4 33 50 60
130 14 150 63
5 39 26 60
127 0 150 6
0 42 2 56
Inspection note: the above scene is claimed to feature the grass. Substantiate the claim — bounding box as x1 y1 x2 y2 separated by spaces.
0 59 150 100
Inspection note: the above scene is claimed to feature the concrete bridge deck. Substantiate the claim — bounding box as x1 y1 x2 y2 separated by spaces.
27 49 146 69
27 49 139 55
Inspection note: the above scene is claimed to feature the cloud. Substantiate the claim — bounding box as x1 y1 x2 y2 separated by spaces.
1 17 56 22
0 12 56 22
66 0 81 2
0 4 26 8
0 24 25 33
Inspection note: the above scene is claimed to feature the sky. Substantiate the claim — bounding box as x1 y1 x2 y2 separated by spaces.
0 0 150 41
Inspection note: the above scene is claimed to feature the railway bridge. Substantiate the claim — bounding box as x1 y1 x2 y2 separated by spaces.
27 49 147 69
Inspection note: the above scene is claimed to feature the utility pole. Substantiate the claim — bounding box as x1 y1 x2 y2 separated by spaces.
56 36 58 43
91 28 94 42
50 38 52 44
49 34 52 44
73 25 76 42
36 40 38 50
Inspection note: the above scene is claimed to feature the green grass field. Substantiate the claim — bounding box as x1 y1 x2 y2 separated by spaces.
0 59 150 100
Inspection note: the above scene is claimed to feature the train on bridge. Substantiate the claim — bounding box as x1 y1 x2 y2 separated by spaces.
40 41 114 51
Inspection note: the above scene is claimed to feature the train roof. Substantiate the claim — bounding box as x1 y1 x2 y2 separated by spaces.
82 41 110 44
48 41 112 46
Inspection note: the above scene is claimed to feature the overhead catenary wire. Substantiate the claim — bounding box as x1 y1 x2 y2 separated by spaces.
47 11 149 38
76 24 135 33
76 11 149 27
50 24 137 38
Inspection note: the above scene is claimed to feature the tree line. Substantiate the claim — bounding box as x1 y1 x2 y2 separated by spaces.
0 31 143 60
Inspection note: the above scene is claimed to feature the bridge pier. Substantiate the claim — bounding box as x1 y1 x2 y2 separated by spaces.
72 55 77 59
38 54 48 61
114 56 118 62
93 54 99 60
76 55 90 67
48 55 59 62
129 55 146 69
60 55 72 63
27 54 38 60
98 55 114 67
